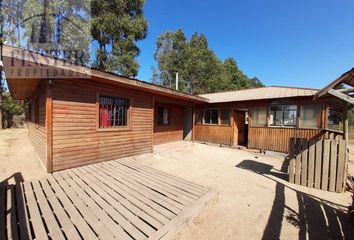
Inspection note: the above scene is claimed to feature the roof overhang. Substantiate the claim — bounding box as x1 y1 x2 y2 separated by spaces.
3 45 208 103
313 68 354 105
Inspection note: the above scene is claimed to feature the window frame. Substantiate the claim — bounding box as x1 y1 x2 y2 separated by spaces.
195 108 203 125
220 109 231 126
157 106 171 126
203 108 219 125
269 104 297 128
299 104 322 129
250 106 268 127
96 93 132 132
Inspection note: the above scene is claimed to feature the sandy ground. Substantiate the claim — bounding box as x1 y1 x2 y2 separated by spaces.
134 141 354 240
0 128 47 184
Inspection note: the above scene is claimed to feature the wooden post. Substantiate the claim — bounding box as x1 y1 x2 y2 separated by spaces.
192 105 195 142
343 104 349 143
151 95 155 151
46 80 53 173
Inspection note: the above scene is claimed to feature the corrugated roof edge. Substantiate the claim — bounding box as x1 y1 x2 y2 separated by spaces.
199 85 319 96
3 44 209 103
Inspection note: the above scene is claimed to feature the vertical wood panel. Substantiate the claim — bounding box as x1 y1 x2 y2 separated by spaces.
247 127 324 153
295 138 302 185
307 139 315 188
329 140 338 192
194 125 232 145
314 140 323 189
336 140 346 193
288 138 296 183
290 137 347 193
321 139 330 191
301 139 308 186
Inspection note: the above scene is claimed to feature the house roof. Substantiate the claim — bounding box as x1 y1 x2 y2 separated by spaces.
2 45 208 103
199 86 318 103
314 68 354 103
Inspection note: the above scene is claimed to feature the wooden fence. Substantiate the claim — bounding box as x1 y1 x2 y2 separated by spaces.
288 138 348 193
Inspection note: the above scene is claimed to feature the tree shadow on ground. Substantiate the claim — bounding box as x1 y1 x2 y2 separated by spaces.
236 160 354 240
0 173 31 240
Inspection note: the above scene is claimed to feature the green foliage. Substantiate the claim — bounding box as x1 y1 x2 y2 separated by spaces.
153 29 264 94
2 92 22 116
4 0 92 64
91 0 148 77
1 92 23 128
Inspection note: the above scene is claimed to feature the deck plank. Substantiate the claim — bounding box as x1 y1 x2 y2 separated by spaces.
116 160 208 193
7 185 19 240
4 159 215 240
72 167 164 229
87 164 180 217
95 164 185 213
23 181 48 240
46 175 98 239
15 183 32 240
39 179 81 240
64 170 148 240
110 161 201 199
79 166 173 223
0 185 6 240
53 172 124 240
32 180 66 240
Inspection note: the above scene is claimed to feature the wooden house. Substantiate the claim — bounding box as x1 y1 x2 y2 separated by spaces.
3 45 342 173
195 86 340 153
3 45 206 172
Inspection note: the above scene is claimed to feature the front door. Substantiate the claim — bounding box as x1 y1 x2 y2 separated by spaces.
233 111 247 146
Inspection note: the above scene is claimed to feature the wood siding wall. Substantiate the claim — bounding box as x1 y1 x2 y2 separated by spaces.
194 125 233 145
248 127 325 153
51 79 153 171
27 83 47 167
153 103 184 145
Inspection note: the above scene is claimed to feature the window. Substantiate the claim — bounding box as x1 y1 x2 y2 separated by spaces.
99 96 129 128
245 112 249 125
34 98 39 124
195 108 203 124
269 105 297 127
250 107 267 127
300 104 322 129
204 109 218 125
221 109 230 126
157 107 170 125
328 107 341 131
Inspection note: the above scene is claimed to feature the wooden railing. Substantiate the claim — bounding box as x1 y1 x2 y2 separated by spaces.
288 138 347 193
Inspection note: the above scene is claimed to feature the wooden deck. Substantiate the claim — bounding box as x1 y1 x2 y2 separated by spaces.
0 159 217 240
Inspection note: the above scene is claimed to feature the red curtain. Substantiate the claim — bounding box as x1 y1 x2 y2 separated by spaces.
100 105 111 127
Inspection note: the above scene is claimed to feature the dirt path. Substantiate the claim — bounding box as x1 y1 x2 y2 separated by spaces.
136 141 354 240
0 128 46 184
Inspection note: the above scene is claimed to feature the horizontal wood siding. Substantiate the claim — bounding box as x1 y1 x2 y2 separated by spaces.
194 125 232 145
248 127 325 153
27 83 47 167
52 79 153 171
153 104 184 145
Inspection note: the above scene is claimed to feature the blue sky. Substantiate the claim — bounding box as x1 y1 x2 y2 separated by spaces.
136 0 354 89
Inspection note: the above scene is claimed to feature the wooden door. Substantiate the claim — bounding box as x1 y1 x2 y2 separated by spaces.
233 111 246 146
